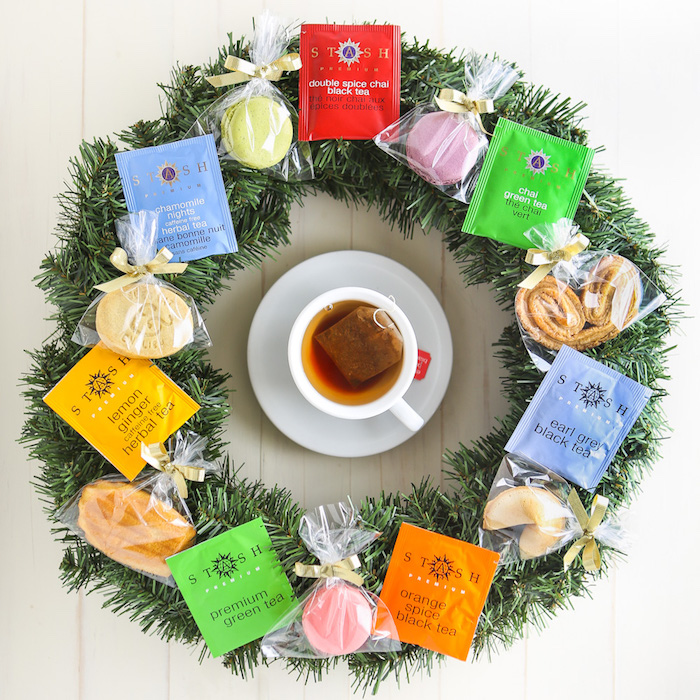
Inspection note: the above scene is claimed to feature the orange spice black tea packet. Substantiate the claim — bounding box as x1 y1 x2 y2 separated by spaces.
379 523 499 660
299 24 401 141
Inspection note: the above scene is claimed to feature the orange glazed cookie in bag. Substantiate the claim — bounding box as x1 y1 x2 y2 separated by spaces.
77 479 195 579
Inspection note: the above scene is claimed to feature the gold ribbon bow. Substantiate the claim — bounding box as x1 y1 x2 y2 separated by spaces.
435 88 494 115
141 442 206 499
205 53 302 88
518 232 590 289
563 490 609 573
434 88 494 133
294 554 364 587
94 247 188 293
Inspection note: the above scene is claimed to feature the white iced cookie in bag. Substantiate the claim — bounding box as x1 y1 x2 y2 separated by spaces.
95 282 193 359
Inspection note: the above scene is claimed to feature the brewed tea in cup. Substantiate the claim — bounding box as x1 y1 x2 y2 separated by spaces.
288 287 424 431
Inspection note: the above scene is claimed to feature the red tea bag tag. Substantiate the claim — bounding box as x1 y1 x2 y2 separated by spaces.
414 349 431 380
299 24 401 141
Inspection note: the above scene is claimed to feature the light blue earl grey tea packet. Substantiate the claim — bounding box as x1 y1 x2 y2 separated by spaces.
505 345 652 490
116 134 237 262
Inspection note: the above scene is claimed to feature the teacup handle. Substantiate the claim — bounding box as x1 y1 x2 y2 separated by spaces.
389 398 424 432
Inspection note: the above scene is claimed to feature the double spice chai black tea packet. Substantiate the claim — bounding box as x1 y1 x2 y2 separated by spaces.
299 24 401 140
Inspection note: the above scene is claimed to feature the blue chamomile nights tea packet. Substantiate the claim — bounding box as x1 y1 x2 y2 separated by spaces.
505 345 652 490
115 134 237 262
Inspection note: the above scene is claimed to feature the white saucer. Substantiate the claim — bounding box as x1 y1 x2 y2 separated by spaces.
246 251 453 457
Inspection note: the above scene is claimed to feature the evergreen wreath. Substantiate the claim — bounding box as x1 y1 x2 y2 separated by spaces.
20 32 677 693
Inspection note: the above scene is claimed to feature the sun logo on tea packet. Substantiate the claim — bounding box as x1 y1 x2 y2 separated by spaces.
578 381 607 409
211 552 239 579
156 161 181 185
85 370 114 398
428 554 457 581
525 149 551 175
336 38 362 66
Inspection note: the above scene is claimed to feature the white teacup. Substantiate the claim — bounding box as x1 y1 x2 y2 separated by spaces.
288 286 424 432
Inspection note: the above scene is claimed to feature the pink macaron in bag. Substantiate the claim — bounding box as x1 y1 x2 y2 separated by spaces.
260 500 400 659
374 52 518 204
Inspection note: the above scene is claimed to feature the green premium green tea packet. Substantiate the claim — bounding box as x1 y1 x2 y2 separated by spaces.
167 517 297 657
462 119 594 248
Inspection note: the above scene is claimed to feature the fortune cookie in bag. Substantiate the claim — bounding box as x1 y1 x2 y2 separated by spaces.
261 501 400 659
191 12 313 181
480 454 627 568
374 53 518 203
515 219 666 370
73 210 211 359
479 455 576 563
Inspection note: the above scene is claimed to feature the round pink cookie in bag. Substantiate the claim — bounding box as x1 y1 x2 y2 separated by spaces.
406 110 484 186
301 580 373 655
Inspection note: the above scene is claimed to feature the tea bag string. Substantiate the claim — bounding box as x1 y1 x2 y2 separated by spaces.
373 296 397 330
563 490 609 573
295 554 365 586
141 442 206 499
95 247 188 293
205 53 302 88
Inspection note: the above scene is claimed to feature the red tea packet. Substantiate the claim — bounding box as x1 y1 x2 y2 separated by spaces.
299 24 401 141
379 523 499 660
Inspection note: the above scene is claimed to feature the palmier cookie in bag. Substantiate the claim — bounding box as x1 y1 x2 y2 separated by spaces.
72 210 211 359
374 52 518 204
515 219 665 369
261 501 400 659
191 12 313 180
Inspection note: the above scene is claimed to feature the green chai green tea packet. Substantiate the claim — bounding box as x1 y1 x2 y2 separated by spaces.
462 119 594 248
167 517 297 657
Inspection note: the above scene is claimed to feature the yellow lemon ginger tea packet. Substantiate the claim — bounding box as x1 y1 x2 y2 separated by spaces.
44 345 200 480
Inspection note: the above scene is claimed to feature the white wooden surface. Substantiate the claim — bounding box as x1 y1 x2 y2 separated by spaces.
2 1 699 698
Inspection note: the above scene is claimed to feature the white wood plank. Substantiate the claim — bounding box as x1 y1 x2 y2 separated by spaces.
0 1 84 698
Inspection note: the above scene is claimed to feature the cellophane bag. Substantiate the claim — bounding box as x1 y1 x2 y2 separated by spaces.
515 219 666 371
261 500 400 658
72 210 211 359
190 12 313 181
479 454 625 565
373 52 518 203
56 431 219 586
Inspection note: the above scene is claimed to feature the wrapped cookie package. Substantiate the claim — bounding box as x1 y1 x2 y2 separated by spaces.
73 211 211 359
261 500 400 659
515 220 666 370
374 52 518 203
190 12 313 180
480 454 625 566
56 431 219 585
